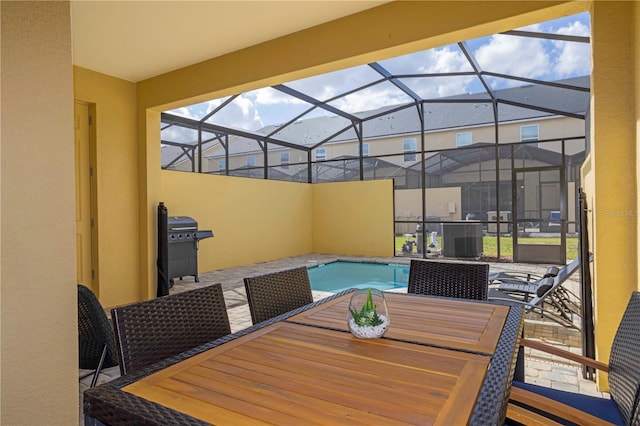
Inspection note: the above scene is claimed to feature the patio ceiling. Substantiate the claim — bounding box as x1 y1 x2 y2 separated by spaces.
71 1 389 83
160 12 591 167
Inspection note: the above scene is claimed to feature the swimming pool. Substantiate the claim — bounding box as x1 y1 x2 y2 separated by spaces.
307 261 409 293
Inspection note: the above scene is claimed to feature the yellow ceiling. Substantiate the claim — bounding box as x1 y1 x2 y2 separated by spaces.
71 1 388 83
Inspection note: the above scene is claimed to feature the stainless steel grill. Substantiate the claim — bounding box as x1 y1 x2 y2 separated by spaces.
167 216 213 284
157 203 213 296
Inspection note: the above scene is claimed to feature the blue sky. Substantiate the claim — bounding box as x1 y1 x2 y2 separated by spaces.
165 12 590 143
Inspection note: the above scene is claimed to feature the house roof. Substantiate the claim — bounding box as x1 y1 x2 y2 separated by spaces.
161 75 589 167
409 142 580 175
212 141 587 182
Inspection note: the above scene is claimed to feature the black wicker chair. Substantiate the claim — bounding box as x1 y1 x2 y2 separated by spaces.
244 266 314 325
507 291 640 425
111 283 231 375
407 259 489 300
78 284 118 388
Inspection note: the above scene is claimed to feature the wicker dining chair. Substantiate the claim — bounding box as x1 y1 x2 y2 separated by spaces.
508 291 640 425
78 284 119 388
111 283 231 375
407 259 490 300
244 266 314 325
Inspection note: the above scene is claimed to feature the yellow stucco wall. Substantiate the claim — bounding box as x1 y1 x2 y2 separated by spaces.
73 66 140 307
160 171 313 270
159 172 394 270
584 1 638 387
312 180 394 256
1 1 78 423
159 172 394 273
636 1 640 298
637 2 640 294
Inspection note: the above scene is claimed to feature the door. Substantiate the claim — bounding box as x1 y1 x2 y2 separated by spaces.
512 167 566 264
74 101 96 289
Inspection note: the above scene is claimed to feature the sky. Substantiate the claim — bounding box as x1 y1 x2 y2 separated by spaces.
164 12 590 144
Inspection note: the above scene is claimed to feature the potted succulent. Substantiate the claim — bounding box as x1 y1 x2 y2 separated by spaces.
348 288 390 339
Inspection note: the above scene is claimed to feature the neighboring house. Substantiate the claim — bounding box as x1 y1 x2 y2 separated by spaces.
161 76 587 238
162 76 587 173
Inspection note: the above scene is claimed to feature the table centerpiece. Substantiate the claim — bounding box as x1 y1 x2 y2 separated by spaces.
348 287 390 339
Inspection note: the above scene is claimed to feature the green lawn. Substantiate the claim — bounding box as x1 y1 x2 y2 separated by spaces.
395 234 578 260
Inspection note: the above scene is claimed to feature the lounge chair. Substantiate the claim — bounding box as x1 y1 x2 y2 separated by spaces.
490 264 560 287
488 258 582 328
507 291 640 425
490 256 585 305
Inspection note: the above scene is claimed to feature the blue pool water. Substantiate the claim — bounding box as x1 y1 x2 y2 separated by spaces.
308 261 409 293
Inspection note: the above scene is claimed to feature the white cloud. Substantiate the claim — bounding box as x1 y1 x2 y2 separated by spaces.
285 65 381 101
330 83 410 113
326 47 477 107
421 47 471 73
402 75 477 98
161 125 198 143
553 21 591 77
408 48 476 97
557 20 590 37
252 87 305 106
512 17 590 79
210 94 264 131
380 46 472 75
474 34 551 84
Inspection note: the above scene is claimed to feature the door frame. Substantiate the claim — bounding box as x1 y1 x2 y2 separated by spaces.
511 165 566 264
74 100 100 293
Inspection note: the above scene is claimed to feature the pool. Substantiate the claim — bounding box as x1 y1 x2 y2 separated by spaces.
308 261 409 293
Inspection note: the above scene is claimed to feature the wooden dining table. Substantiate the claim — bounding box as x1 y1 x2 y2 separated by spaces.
84 289 523 426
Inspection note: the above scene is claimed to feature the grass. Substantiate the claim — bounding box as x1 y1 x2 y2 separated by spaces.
395 234 578 260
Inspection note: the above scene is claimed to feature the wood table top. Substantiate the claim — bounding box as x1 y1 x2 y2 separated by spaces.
124 321 491 425
288 292 510 355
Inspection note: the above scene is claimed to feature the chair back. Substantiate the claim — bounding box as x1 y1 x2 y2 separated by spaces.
607 291 640 424
244 267 314 324
111 284 231 375
408 259 489 300
78 284 118 371
552 256 580 285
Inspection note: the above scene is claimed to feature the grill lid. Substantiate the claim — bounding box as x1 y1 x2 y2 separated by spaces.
168 216 197 231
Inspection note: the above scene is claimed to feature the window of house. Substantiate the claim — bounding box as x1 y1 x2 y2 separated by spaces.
403 138 417 162
247 156 256 167
280 152 289 169
218 159 226 170
357 143 370 157
520 124 539 143
456 132 472 147
315 148 326 161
